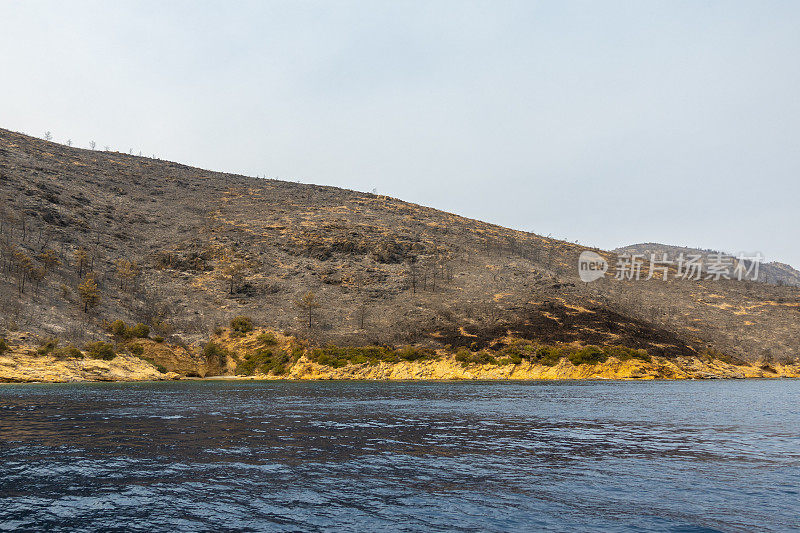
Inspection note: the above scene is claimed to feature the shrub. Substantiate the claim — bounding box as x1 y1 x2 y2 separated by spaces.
153 336 164 343
110 319 128 337
236 347 292 376
203 342 228 365
53 346 83 359
84 341 116 361
129 343 144 356
474 351 498 365
37 338 59 356
568 346 609 366
454 348 497 366
230 315 253 334
603 345 651 363
0 338 9 355
397 346 434 361
314 352 348 368
128 323 150 339
533 346 564 366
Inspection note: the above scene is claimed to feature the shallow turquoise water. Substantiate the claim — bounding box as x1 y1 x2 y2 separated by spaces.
0 380 798 532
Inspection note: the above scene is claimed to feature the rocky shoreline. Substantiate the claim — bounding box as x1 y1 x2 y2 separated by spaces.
2 350 797 383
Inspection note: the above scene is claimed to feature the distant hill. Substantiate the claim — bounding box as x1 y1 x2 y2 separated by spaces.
614 243 800 287
1 128 799 364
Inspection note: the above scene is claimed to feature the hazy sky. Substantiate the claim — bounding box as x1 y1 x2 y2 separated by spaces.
2 1 798 266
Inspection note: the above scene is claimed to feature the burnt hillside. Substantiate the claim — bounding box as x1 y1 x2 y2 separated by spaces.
1 128 798 363
615 243 800 287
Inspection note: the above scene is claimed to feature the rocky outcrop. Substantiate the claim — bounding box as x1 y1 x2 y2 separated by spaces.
136 339 207 376
0 347 180 383
271 355 800 380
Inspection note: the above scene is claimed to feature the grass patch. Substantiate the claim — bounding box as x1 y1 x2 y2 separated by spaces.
256 332 278 346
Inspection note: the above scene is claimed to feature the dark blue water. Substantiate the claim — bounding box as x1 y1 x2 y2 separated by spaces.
0 380 798 532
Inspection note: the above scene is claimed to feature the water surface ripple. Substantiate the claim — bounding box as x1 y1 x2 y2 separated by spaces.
1 380 798 532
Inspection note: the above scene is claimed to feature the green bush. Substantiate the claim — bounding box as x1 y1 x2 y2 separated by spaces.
84 341 116 361
455 348 471 364
110 319 128 337
453 348 498 366
0 338 9 355
534 346 563 366
568 346 608 366
397 346 435 361
602 345 651 363
153 336 164 343
236 347 292 376
203 342 228 365
128 323 150 339
307 345 433 368
37 338 59 356
53 346 83 359
314 352 349 368
109 320 149 339
230 315 253 334
129 343 144 356
475 351 498 365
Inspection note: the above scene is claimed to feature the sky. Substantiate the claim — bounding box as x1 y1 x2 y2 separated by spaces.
1 0 798 266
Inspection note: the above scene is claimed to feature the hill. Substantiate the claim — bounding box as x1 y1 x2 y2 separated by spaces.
615 243 800 287
1 128 799 377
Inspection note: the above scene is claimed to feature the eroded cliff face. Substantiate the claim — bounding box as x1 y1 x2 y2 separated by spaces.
264 355 799 381
0 348 180 383
135 339 209 377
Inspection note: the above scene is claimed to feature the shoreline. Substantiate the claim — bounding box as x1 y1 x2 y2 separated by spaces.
2 351 797 383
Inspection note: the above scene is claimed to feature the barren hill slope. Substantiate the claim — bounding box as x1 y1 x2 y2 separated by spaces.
1 128 798 364
615 243 800 287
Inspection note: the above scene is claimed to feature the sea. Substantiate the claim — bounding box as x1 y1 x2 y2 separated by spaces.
1 380 798 532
